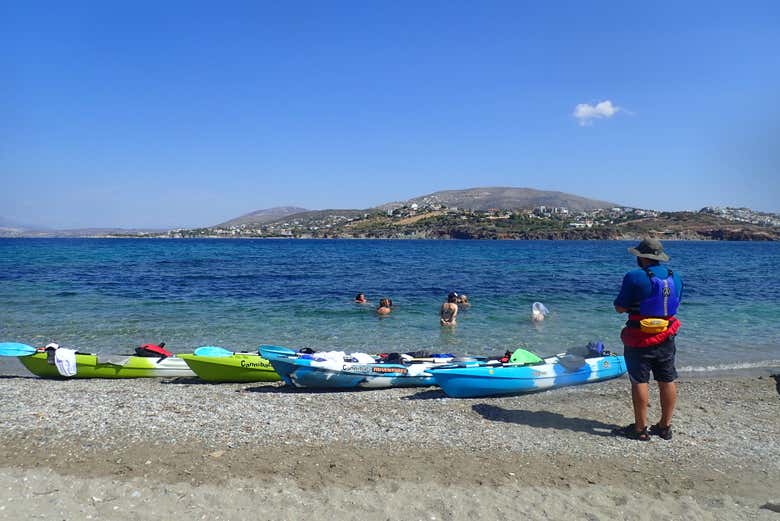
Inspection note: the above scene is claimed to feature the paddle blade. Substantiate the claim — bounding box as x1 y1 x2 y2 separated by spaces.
258 345 296 357
193 346 233 357
0 342 37 357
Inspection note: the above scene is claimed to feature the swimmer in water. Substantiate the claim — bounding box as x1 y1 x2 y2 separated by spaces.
440 292 459 326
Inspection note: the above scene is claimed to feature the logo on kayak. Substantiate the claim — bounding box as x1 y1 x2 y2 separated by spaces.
343 364 373 373
372 366 408 375
602 360 610 369
240 359 272 369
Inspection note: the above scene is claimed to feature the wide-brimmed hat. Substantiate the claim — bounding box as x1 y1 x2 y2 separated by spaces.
628 238 669 261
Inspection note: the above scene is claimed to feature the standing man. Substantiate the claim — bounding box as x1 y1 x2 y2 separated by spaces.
612 238 683 441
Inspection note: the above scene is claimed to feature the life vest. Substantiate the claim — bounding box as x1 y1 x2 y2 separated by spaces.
622 268 681 348
636 267 679 318
135 342 172 358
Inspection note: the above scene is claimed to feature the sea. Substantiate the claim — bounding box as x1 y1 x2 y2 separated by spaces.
1 238 778 375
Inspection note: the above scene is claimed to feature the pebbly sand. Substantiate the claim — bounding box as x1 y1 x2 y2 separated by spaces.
0 371 778 520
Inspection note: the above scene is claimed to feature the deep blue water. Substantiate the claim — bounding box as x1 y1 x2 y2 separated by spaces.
1 238 778 374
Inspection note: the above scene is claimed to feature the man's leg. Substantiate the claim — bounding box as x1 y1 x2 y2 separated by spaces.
658 381 676 427
631 382 649 431
654 337 678 428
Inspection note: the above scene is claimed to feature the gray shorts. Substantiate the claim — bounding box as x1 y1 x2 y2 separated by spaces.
624 336 678 383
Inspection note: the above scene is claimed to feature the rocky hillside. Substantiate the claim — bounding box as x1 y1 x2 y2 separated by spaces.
217 206 308 227
178 206 779 241
375 187 618 212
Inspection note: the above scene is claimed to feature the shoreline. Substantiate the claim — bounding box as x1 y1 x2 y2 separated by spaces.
1 235 777 241
1 374 778 519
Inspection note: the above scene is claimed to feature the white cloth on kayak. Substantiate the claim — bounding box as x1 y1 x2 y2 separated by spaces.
54 348 77 377
310 351 377 371
310 351 349 371
350 352 375 364
406 364 431 377
312 351 346 362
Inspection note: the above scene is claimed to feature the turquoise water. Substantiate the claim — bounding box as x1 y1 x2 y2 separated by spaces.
1 239 778 374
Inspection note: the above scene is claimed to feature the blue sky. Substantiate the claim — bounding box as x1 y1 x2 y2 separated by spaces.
2 1 778 228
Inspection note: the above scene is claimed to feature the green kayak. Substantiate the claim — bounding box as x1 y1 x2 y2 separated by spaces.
178 353 281 383
19 351 195 379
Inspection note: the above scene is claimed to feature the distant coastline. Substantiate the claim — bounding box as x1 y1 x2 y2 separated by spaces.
3 187 778 241
1 232 777 241
4 207 777 241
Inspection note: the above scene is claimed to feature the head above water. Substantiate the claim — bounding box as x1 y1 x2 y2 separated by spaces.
628 238 669 262
447 292 458 303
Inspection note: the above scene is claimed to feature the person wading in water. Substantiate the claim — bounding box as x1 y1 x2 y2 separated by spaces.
440 292 459 327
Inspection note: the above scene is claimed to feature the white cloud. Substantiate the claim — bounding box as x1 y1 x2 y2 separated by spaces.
573 100 621 126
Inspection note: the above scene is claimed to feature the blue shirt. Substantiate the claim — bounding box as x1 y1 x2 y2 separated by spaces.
614 264 683 313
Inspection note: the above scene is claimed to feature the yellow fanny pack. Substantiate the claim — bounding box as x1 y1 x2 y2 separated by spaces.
639 318 669 334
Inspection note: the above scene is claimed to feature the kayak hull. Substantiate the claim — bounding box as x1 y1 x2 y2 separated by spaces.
178 353 281 383
260 345 436 389
18 352 195 379
430 355 626 398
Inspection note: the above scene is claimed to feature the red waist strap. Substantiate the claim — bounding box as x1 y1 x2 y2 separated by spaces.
621 317 680 348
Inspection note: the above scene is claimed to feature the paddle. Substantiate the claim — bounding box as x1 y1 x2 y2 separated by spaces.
193 346 234 357
0 342 38 357
258 345 297 357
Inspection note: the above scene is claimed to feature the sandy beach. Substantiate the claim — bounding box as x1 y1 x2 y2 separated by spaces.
1 371 778 520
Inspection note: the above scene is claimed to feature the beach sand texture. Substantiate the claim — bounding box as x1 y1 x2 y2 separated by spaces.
1 374 778 520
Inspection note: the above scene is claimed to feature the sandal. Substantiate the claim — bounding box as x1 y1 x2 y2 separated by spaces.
649 423 673 440
611 423 650 441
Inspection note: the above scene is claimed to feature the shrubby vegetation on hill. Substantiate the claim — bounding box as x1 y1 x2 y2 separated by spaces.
172 205 780 241
4 187 777 240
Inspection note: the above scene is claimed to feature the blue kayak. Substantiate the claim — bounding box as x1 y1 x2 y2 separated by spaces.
428 354 626 398
259 345 438 389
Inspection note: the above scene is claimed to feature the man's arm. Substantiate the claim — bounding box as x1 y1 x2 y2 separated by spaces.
613 272 634 314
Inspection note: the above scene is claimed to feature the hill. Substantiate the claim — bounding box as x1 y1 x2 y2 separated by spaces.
209 187 618 231
376 187 618 212
217 206 309 227
0 217 43 235
180 204 779 241
4 189 778 241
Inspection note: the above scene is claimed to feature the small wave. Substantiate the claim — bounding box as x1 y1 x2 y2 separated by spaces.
55 291 78 297
678 360 780 374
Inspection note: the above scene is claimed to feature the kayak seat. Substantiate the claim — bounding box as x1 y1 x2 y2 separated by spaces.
558 354 587 371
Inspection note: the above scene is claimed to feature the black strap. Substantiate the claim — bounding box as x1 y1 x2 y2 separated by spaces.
644 267 673 279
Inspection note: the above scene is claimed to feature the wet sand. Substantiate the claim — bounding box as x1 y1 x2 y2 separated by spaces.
1 373 778 520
